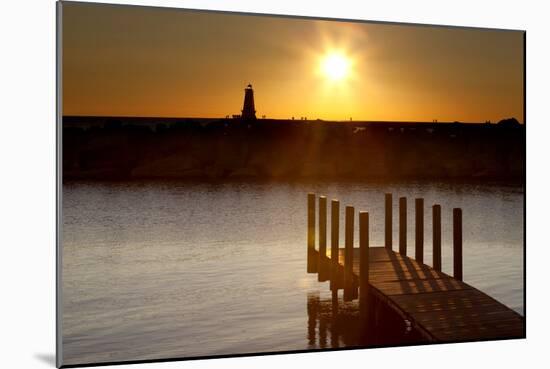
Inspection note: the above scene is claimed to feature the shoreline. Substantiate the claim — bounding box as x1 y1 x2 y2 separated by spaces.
62 116 525 182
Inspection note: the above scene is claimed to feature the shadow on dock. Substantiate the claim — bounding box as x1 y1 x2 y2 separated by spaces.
306 291 428 349
306 192 525 344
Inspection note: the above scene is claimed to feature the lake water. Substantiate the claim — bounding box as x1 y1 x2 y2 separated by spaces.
61 180 524 365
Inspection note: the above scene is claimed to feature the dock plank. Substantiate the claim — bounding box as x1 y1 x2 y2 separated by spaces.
314 246 524 342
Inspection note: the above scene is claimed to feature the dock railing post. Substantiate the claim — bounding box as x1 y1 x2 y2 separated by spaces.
307 193 317 273
415 198 424 263
385 193 392 250
330 200 340 292
318 196 328 281
359 211 370 315
399 197 407 256
453 208 463 281
433 204 442 272
344 206 355 301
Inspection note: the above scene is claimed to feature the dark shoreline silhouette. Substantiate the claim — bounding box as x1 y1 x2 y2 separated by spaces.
62 116 525 182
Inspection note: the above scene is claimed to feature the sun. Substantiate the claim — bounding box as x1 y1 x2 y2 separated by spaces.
321 52 351 82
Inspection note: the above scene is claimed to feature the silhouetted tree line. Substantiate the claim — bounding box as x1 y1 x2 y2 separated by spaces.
62 116 525 182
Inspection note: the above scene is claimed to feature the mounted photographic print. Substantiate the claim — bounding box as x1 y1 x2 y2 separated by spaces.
57 1 525 367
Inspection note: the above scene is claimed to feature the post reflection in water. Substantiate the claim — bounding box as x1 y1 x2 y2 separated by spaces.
306 291 427 349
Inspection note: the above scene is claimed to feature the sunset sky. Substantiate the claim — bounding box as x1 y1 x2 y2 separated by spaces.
62 2 524 123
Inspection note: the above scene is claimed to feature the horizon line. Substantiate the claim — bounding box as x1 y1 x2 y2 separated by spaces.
62 115 524 125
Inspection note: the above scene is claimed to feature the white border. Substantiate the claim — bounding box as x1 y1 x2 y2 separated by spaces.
2 1 549 369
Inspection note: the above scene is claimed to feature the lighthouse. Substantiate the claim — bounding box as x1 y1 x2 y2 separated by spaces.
241 84 257 120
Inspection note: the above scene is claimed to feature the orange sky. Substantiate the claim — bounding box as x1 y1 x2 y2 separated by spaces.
62 2 524 123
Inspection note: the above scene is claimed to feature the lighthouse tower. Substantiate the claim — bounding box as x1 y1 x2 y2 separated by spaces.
241 84 256 120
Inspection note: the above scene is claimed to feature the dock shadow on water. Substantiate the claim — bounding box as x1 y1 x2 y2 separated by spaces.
307 291 428 349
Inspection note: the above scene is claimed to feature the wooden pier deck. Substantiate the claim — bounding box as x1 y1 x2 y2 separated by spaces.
307 193 524 343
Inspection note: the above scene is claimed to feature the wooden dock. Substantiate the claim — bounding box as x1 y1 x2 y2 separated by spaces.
307 193 524 343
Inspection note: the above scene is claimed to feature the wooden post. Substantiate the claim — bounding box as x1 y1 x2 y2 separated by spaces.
359 211 369 313
385 193 392 249
330 200 340 291
415 198 424 263
307 193 317 273
432 204 442 272
399 197 407 256
453 208 463 281
344 206 355 301
318 196 328 281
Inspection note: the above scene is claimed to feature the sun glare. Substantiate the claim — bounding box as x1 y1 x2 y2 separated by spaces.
321 53 351 82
